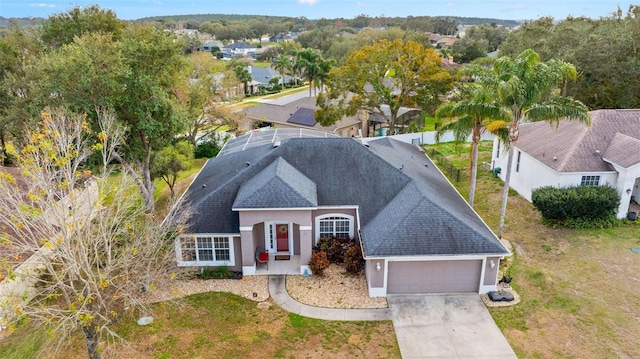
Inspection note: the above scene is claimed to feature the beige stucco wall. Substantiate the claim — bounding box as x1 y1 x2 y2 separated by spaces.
366 259 385 288
239 209 313 268
293 223 300 255
483 256 501 286
239 210 313 227
226 236 242 272
311 208 358 241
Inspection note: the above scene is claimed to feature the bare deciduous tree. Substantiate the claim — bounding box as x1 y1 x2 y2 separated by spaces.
0 108 185 359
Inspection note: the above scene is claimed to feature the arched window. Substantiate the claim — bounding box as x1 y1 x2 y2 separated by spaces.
315 214 354 241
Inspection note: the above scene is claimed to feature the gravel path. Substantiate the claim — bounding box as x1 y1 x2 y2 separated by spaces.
145 264 388 309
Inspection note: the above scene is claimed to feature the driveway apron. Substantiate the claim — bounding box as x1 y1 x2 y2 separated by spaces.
387 294 517 358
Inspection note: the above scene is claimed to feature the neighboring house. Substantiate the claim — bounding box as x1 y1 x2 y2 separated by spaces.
197 41 224 52
491 109 640 218
269 32 299 42
426 34 458 49
171 128 510 297
242 96 367 137
222 41 257 56
243 95 420 138
246 66 293 88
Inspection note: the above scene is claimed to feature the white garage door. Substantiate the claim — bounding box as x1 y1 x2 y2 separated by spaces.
387 260 482 294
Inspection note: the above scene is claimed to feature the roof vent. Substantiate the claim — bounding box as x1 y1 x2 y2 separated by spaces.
595 149 601 155
245 162 251 166
553 156 558 161
202 184 206 188
400 164 404 170
273 140 281 148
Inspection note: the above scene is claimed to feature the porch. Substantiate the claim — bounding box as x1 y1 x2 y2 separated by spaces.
255 254 303 275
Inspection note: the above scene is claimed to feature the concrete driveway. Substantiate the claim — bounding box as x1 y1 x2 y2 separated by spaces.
387 294 517 358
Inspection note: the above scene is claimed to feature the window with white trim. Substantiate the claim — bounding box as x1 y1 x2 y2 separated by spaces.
178 235 234 266
581 175 600 187
316 214 354 241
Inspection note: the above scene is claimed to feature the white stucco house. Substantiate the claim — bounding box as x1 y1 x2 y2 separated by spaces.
491 109 640 218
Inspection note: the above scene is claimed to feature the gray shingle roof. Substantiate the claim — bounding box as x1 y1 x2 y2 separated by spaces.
177 132 507 257
241 96 361 132
515 109 640 172
233 157 317 209
223 42 254 49
248 67 288 86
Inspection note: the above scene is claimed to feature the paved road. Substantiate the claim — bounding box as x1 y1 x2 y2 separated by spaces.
387 294 518 359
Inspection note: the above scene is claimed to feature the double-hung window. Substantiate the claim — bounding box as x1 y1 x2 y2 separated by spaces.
316 214 354 241
177 235 234 266
580 175 600 187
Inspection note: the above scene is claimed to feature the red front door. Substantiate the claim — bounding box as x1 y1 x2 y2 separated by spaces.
276 224 289 252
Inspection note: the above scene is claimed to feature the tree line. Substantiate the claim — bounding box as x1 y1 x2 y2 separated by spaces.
498 5 640 109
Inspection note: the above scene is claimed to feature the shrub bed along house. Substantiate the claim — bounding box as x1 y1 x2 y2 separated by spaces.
531 184 620 228
308 236 365 276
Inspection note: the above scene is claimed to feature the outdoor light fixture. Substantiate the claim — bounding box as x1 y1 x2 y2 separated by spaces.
376 262 381 271
490 260 496 269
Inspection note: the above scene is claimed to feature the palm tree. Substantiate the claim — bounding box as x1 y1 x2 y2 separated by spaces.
315 58 336 94
273 54 291 88
490 49 590 238
294 48 323 97
234 65 252 96
435 66 509 207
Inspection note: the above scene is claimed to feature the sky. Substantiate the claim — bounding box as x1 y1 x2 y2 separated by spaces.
0 0 634 21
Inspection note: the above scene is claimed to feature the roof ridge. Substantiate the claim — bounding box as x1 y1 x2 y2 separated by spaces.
363 183 423 255
191 147 278 208
554 119 591 171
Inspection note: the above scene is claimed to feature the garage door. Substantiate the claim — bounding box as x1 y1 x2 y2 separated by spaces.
387 260 482 294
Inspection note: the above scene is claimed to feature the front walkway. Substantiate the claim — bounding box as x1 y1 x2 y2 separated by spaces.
268 275 391 321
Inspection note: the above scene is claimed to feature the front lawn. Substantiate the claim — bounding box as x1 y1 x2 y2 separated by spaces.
0 293 399 358
428 141 640 358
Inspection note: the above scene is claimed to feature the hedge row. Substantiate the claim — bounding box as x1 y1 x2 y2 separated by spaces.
531 185 619 223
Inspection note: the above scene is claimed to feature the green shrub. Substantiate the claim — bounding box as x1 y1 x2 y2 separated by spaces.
343 245 365 274
308 251 330 276
314 237 331 253
558 214 620 229
199 265 232 279
532 184 620 227
194 138 222 159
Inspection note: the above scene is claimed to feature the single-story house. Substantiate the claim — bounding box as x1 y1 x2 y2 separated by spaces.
269 32 299 42
246 66 293 88
197 41 224 52
491 109 640 218
222 42 257 56
242 96 367 137
172 128 510 297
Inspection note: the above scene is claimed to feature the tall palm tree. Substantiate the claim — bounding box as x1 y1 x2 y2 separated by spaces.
490 49 590 238
273 53 291 88
294 48 323 97
435 66 509 207
315 58 336 94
